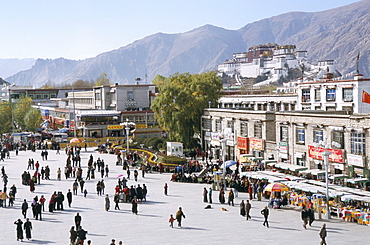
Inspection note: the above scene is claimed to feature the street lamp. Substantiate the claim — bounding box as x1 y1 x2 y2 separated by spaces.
221 139 227 189
120 118 136 154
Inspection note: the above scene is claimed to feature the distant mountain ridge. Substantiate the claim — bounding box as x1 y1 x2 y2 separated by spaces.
6 0 370 87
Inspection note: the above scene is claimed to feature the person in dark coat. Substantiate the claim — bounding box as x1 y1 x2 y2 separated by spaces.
131 196 138 214
69 226 77 245
319 223 327 245
77 226 88 244
24 218 32 240
261 206 269 227
240 200 246 217
136 185 143 201
21 199 28 219
203 187 208 203
175 207 186 227
245 200 252 220
308 208 315 226
75 212 82 230
219 188 225 204
14 219 24 241
67 189 73 207
114 193 120 210
301 207 309 229
35 202 42 220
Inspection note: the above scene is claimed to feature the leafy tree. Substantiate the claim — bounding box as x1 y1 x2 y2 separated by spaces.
13 97 33 131
0 101 12 135
24 108 43 132
151 72 222 148
95 72 110 86
72 79 94 88
40 80 56 89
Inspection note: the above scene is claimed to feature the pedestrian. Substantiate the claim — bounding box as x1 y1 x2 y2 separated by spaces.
208 187 212 204
164 183 168 195
175 207 186 227
134 169 138 181
203 187 208 202
169 214 176 228
70 226 77 245
228 189 234 206
35 202 42 220
84 189 88 198
22 199 28 219
301 206 309 229
131 196 138 214
261 206 269 228
24 218 32 240
240 200 246 217
110 239 116 245
319 223 327 245
57 167 61 180
246 200 252 220
105 165 109 177
75 212 82 230
308 208 315 226
114 193 120 210
219 188 225 204
67 189 73 207
73 180 78 195
14 219 24 241
127 168 130 179
105 194 110 211
76 226 88 245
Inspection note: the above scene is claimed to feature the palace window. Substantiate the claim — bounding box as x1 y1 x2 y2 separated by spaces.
351 132 365 155
343 88 353 102
326 89 336 101
302 89 310 102
315 89 321 101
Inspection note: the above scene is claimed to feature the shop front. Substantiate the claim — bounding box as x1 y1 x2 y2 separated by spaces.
307 145 344 175
107 125 124 137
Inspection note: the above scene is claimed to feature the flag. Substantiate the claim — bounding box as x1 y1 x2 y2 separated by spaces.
362 90 370 104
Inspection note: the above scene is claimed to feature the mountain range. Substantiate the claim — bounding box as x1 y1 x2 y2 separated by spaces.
5 0 370 87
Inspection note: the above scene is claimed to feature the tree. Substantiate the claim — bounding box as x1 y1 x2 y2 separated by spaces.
0 101 12 136
72 79 94 88
24 108 43 132
95 72 110 86
13 97 33 131
151 72 222 148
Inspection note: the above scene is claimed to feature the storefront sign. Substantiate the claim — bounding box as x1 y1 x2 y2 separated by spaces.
354 167 364 175
107 125 123 130
308 145 343 163
250 138 264 150
278 142 288 153
347 154 364 167
237 137 248 150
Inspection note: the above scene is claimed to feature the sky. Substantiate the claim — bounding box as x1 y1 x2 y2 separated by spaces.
0 0 361 60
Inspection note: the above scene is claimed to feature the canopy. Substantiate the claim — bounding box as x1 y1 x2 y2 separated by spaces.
222 160 237 168
70 138 82 143
329 174 349 180
264 182 289 192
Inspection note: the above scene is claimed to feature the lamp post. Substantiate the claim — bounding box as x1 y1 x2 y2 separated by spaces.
221 139 227 189
120 118 135 154
323 145 331 219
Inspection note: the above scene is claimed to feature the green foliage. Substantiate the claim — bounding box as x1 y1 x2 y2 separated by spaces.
0 101 12 135
143 137 164 151
161 156 187 165
151 72 222 148
24 108 43 132
14 97 33 131
95 72 110 86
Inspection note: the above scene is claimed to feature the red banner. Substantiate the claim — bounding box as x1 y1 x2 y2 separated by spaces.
237 137 249 150
308 145 343 163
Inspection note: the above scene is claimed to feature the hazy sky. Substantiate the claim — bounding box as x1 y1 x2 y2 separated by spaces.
0 0 360 60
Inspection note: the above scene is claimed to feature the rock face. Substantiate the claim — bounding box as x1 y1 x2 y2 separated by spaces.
6 0 370 87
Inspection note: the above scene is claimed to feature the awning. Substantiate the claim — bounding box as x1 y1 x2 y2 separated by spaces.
346 178 370 184
300 169 326 176
329 174 349 180
274 163 307 171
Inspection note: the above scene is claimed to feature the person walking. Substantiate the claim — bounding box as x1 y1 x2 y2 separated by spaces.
70 226 77 245
105 194 110 211
67 189 73 207
164 183 168 196
208 187 212 204
21 199 28 219
308 207 315 226
175 207 186 227
228 189 234 206
14 219 24 241
203 187 208 203
319 224 327 245
301 206 309 229
169 214 176 228
24 218 32 240
246 200 252 220
75 212 82 230
261 206 269 228
131 196 138 214
114 193 120 210
240 200 246 217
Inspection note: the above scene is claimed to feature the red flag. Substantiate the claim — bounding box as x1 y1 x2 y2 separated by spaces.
362 90 370 104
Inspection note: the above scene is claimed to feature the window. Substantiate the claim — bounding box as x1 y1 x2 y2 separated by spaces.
43 94 49 99
203 119 211 130
326 89 336 101
326 106 336 111
331 131 344 149
296 128 305 144
313 130 323 143
280 126 288 142
351 132 365 155
315 89 321 101
343 88 353 102
95 93 101 100
227 120 234 131
302 89 310 102
254 122 262 138
50 93 57 98
240 121 248 137
215 119 222 132
127 91 134 101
